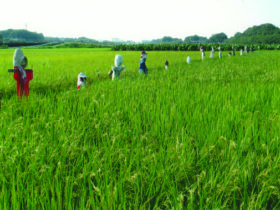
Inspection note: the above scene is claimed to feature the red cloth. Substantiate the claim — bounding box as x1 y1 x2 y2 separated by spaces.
13 67 33 97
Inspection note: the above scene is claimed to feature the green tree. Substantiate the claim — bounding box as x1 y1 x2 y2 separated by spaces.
161 36 183 44
208 33 228 43
225 23 280 44
184 35 208 43
0 33 3 45
162 36 173 42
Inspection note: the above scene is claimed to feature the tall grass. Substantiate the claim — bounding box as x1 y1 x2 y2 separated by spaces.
0 49 280 209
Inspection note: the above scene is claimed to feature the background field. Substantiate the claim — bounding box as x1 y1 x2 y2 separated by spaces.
0 49 280 209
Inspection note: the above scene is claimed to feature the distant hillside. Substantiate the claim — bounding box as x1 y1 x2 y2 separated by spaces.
0 29 45 44
225 23 280 44
1 23 279 47
144 24 280 45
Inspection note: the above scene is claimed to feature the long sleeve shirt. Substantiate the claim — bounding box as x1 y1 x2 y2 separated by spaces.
139 59 148 74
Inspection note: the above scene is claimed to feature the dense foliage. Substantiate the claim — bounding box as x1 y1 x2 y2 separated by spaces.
0 29 44 43
208 33 228 43
32 42 280 51
111 43 280 51
45 37 114 45
145 24 280 45
52 43 112 49
147 24 280 45
144 36 184 44
225 23 280 44
2 23 280 49
184 35 208 44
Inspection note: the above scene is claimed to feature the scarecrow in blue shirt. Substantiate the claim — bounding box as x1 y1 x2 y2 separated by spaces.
139 51 148 74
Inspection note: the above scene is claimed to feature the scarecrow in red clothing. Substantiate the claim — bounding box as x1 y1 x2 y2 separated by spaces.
12 48 33 98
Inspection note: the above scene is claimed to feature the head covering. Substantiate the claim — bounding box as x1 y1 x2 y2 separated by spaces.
200 46 204 53
141 51 147 59
77 72 87 89
13 48 27 79
114 55 123 67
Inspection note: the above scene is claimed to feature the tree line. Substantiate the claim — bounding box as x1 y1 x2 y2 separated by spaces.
112 23 280 51
112 43 280 51
1 23 280 49
143 23 280 45
0 29 44 45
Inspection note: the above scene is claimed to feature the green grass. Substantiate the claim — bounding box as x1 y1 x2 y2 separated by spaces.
1 49 280 209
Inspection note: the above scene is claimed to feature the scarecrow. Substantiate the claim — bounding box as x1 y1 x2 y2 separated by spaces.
77 72 88 89
210 46 214 58
139 51 148 74
165 60 169 69
218 46 222 59
200 46 205 61
186 56 191 64
12 48 32 97
108 55 126 80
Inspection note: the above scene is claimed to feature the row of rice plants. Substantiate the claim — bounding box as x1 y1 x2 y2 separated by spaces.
0 49 280 208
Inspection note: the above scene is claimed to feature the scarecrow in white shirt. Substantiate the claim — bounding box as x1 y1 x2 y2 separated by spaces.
108 55 126 80
77 72 88 89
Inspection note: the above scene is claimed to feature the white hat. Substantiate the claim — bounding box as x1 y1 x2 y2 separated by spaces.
78 72 87 79
77 72 87 89
114 55 123 67
187 56 191 64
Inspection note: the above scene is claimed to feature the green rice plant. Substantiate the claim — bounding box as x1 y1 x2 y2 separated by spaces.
0 48 280 209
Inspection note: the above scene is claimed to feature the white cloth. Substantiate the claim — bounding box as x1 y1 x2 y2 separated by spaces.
112 55 125 80
112 66 125 80
115 55 123 67
13 48 26 79
210 47 214 58
77 72 87 89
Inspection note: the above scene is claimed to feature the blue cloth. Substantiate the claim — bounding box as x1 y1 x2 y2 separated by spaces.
139 59 148 74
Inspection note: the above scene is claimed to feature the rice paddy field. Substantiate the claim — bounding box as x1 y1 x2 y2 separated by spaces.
0 48 280 209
